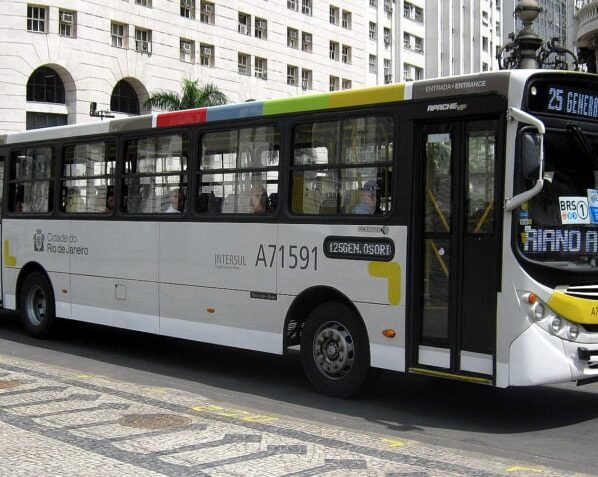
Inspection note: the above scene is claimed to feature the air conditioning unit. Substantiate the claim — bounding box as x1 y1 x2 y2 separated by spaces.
238 24 248 34
60 12 74 23
202 4 212 13
301 79 309 89
303 7 311 15
182 42 192 52
202 47 212 56
256 20 266 29
289 30 297 39
138 40 150 53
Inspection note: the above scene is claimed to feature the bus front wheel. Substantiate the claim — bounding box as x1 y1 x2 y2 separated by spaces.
20 272 56 338
301 302 370 398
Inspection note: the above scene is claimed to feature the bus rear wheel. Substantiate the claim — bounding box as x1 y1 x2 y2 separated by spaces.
301 302 369 398
20 272 56 338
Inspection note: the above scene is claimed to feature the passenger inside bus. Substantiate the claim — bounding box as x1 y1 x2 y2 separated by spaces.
352 180 380 214
249 185 267 214
166 188 185 213
105 186 114 212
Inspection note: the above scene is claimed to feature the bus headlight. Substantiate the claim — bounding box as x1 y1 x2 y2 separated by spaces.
521 292 580 342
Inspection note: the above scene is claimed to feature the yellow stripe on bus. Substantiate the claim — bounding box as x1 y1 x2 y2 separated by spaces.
547 291 598 325
4 240 16 267
368 261 401 305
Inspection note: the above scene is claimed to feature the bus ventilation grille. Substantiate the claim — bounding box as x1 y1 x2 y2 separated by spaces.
565 285 598 301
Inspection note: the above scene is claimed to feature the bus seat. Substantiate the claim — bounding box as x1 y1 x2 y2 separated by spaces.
268 192 278 212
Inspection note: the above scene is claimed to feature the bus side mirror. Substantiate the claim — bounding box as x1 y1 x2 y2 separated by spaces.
521 132 541 180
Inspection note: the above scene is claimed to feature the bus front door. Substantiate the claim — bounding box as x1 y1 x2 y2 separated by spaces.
411 119 501 383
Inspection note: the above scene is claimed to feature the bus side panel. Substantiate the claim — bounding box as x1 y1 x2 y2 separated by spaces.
158 222 282 353
68 221 159 333
2 219 71 315
278 223 407 371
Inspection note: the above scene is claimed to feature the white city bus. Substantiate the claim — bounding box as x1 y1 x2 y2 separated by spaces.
0 69 597 397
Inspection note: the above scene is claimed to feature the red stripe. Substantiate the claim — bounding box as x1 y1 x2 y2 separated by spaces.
156 108 207 127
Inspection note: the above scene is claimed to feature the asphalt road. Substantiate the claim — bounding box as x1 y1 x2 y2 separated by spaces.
1 310 597 475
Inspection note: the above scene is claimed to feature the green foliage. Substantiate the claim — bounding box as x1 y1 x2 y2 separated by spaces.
144 79 228 111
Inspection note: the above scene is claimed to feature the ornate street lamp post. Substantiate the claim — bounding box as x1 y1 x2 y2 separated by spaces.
514 0 543 69
497 0 579 70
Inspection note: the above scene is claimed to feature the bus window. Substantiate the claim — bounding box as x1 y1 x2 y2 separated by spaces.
8 146 54 213
122 134 188 214
60 141 116 214
290 115 394 215
198 126 280 214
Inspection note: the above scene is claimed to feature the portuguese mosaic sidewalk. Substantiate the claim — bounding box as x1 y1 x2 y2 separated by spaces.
0 353 586 477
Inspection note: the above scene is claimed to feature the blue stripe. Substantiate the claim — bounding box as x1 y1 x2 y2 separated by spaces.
206 101 264 122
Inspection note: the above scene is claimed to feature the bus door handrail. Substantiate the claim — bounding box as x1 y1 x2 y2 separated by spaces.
504 107 545 212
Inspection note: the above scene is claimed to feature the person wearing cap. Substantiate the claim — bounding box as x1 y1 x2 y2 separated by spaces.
353 180 380 214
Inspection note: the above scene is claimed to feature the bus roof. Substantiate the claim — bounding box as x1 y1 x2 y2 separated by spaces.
0 69 585 146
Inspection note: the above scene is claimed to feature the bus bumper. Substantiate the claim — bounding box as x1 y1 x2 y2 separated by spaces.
509 324 598 386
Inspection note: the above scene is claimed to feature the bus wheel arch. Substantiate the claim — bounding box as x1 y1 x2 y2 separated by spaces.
16 263 56 338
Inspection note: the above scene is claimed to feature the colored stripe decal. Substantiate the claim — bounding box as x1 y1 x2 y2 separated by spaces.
206 102 265 122
264 93 329 116
329 83 405 108
547 291 598 325
156 108 207 127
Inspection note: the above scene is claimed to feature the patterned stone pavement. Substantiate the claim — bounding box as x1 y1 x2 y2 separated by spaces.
0 353 586 477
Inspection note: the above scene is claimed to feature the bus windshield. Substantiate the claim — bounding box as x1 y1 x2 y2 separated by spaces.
518 126 598 271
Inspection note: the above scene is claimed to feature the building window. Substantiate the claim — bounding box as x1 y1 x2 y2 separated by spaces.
111 80 139 114
27 66 65 103
384 59 392 83
369 0 377 7
238 13 250 35
26 112 67 130
369 22 377 40
330 5 339 25
342 45 351 64
287 65 298 86
135 28 152 54
384 0 392 15
384 27 391 47
238 53 250 75
27 5 47 33
135 0 151 6
255 57 267 79
482 36 489 52
302 0 312 16
482 10 489 26
301 69 312 90
180 38 194 63
415 36 423 53
415 66 424 80
287 27 298 48
342 79 352 90
200 44 214 66
482 62 489 71
59 10 76 38
111 22 127 48
200 1 214 24
302 32 312 52
287 0 298 11
342 10 351 29
181 0 195 18
403 32 410 49
404 2 423 23
255 18 267 39
329 41 339 61
369 54 377 73
329 76 339 91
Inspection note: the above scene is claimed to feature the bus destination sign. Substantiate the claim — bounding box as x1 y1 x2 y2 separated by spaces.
324 236 394 261
529 82 598 120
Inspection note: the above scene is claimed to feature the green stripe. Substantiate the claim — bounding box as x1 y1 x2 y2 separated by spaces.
263 93 330 116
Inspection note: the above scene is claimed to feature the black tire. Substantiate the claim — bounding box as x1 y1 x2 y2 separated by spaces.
301 302 370 398
19 272 56 338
